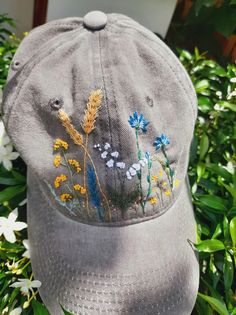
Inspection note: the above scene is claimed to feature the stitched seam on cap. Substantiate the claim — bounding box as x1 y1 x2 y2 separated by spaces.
98 31 114 189
107 25 197 127
105 29 124 189
3 26 85 127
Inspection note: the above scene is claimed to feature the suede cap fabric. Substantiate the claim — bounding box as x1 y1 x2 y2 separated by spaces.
1 11 199 315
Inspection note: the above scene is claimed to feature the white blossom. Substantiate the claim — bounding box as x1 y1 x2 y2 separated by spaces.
9 307 22 315
0 208 27 243
126 170 132 180
0 122 19 170
10 278 41 295
106 159 114 168
116 162 126 169
132 163 141 171
111 151 119 158
101 151 108 159
104 142 111 150
22 239 30 258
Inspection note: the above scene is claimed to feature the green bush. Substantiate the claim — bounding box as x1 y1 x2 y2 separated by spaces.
179 48 236 315
0 14 236 315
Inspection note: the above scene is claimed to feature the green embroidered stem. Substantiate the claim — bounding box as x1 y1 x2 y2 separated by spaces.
161 146 174 190
135 128 145 213
144 158 152 207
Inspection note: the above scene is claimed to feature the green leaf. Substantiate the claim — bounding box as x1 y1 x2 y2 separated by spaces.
31 300 50 315
206 163 232 182
218 101 236 112
198 195 228 211
11 170 26 183
60 304 75 315
212 223 222 239
229 216 236 247
195 79 210 92
223 251 234 291
0 185 26 204
198 96 213 112
198 293 229 315
197 162 206 182
195 239 225 253
199 133 209 160
223 216 230 241
0 176 23 186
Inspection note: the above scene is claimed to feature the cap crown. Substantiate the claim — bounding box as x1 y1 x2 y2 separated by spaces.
2 13 197 226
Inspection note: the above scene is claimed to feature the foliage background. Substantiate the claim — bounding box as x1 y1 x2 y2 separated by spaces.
0 8 236 315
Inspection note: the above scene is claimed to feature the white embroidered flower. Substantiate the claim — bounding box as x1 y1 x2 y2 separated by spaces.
10 278 41 295
116 162 126 169
104 142 111 150
111 151 119 158
0 208 27 243
22 239 30 258
101 151 108 159
132 163 141 171
126 171 132 180
129 167 136 176
106 159 114 168
9 307 22 315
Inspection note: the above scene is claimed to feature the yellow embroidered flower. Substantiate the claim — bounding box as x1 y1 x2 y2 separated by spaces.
151 175 158 181
54 174 67 188
164 190 171 196
53 155 61 167
53 139 69 151
60 193 72 202
73 184 87 194
68 159 81 173
159 169 164 177
73 184 81 190
174 178 180 188
149 197 158 205
161 181 167 187
80 187 87 195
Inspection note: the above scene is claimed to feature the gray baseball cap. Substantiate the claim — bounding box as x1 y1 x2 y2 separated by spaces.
2 11 199 315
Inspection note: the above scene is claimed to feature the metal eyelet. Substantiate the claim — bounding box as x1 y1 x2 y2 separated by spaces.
48 97 64 110
11 60 21 70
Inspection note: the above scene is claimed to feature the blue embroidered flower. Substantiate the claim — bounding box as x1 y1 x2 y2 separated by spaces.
153 134 170 151
128 112 150 133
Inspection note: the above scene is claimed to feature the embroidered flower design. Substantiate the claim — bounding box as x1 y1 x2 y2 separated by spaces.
60 193 72 202
128 111 150 133
73 184 87 194
53 154 61 167
53 138 69 150
47 90 181 223
153 133 170 151
54 174 67 188
68 159 81 173
94 142 126 170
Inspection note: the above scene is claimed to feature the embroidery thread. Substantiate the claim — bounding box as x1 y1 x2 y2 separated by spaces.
47 90 180 223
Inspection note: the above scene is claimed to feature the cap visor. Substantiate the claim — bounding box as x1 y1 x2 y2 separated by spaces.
27 169 199 315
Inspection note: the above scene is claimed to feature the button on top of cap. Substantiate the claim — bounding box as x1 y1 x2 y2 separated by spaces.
83 11 107 30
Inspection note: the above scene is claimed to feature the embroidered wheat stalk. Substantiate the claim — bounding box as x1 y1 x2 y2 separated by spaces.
81 89 103 216
81 89 103 135
58 109 83 145
57 105 111 221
